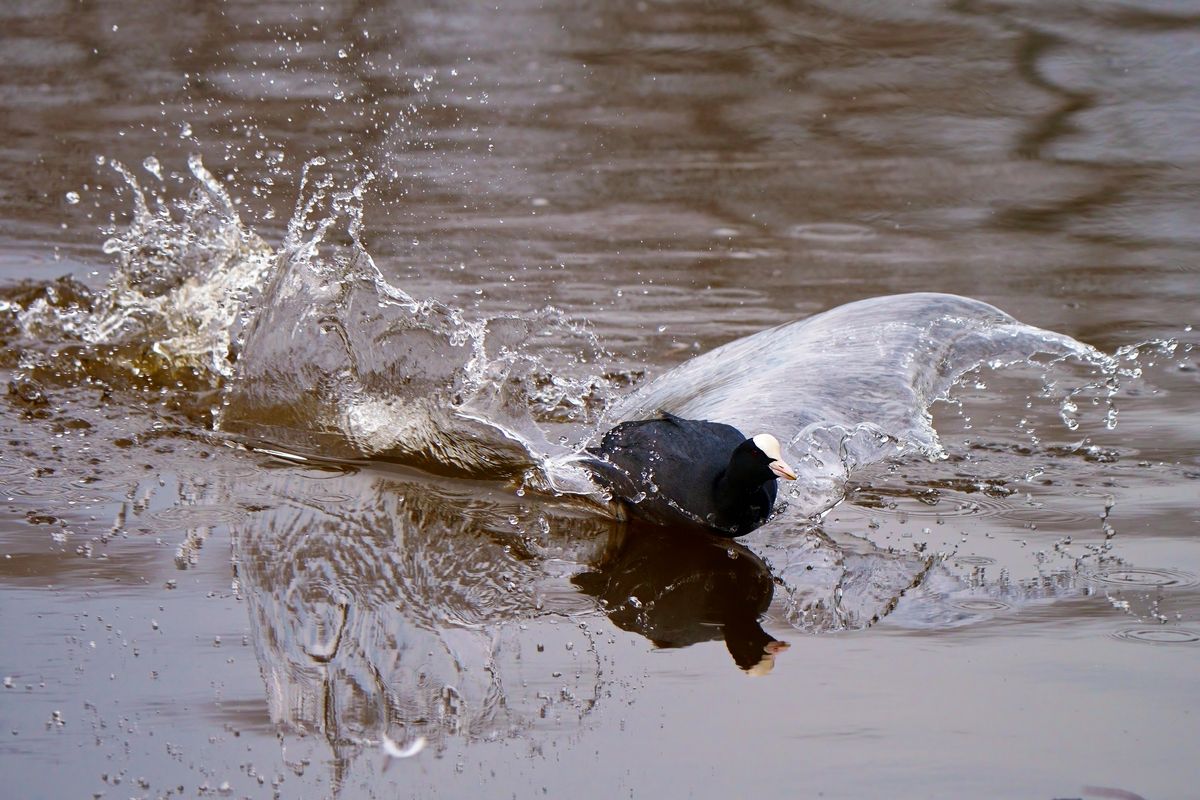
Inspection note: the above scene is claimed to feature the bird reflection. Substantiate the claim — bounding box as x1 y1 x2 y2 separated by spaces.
572 522 789 675
229 455 1086 789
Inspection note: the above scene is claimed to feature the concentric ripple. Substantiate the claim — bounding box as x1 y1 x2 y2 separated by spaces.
0 462 27 478
848 486 1014 518
951 598 1011 612
1111 627 1200 646
951 554 996 567
1084 567 1197 589
146 504 248 527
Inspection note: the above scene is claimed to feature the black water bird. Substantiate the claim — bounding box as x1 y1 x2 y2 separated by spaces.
585 413 797 537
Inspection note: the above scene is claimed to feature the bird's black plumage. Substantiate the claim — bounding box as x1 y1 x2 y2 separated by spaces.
585 413 783 537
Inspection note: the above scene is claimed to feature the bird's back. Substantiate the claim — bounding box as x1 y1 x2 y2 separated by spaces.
585 414 749 529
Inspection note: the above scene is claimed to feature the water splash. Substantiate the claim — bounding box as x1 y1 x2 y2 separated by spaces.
218 157 617 477
574 293 1122 521
0 155 1159 524
8 155 274 408
4 154 618 477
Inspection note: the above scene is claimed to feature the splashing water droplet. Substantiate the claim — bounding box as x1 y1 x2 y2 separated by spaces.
381 734 426 759
142 157 163 181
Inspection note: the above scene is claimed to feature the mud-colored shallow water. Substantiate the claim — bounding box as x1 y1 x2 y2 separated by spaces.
2 2 1199 798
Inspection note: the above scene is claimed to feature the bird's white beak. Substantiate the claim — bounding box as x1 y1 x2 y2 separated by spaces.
769 459 798 481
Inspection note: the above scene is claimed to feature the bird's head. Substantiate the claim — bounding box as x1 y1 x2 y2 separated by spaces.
751 433 798 481
731 433 797 483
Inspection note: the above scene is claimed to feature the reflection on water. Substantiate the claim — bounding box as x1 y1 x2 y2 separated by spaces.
222 455 1120 776
572 522 787 673
233 465 609 768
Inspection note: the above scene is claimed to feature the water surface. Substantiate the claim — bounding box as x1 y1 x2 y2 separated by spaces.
1 2 1198 798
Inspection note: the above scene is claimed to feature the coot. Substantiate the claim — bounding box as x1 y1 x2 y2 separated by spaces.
585 412 797 537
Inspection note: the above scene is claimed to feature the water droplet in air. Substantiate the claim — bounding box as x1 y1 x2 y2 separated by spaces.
65 191 79 204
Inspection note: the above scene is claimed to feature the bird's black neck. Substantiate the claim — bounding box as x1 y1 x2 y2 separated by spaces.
713 468 768 517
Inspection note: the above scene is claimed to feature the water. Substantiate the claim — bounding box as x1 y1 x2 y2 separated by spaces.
2 2 1199 798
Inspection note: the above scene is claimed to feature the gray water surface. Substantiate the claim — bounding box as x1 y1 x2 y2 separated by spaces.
2 2 1198 798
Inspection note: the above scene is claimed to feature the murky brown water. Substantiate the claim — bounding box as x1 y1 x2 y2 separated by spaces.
2 1 1199 798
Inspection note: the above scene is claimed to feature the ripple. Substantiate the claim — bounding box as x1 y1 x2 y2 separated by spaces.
1083 567 1197 589
951 554 996 566
1111 627 1200 646
209 461 262 479
146 504 248 527
786 223 875 242
294 465 358 480
853 490 1012 518
951 598 1011 612
999 506 1093 525
310 493 354 505
939 495 1012 517
70 475 136 492
0 480 71 499
0 461 28 478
